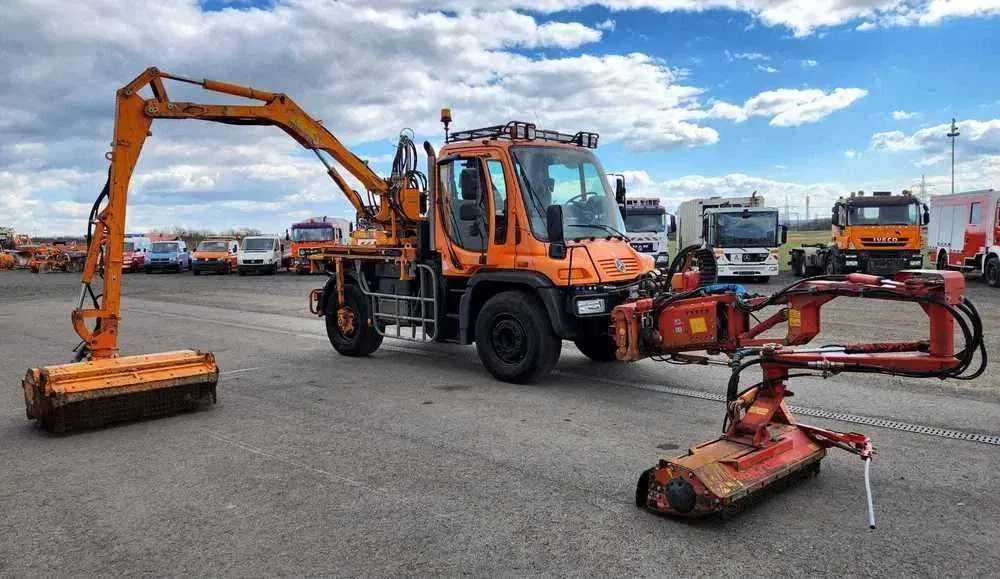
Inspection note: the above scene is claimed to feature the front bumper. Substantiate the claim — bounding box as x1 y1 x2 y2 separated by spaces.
717 263 779 277
193 260 230 272
145 261 180 271
840 251 923 275
239 262 275 272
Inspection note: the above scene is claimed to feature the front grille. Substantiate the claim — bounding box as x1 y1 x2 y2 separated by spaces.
597 257 640 277
868 258 906 274
860 237 909 248
244 259 263 265
740 253 768 263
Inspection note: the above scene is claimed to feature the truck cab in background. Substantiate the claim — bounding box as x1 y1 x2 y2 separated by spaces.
677 195 783 282
791 191 927 277
144 239 189 273
289 217 351 274
619 197 674 269
928 188 1000 286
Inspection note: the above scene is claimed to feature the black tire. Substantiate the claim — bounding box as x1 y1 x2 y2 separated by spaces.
574 332 618 362
791 255 804 277
326 283 383 357
635 468 652 508
985 257 1000 287
193 268 201 276
825 257 838 275
272 262 279 275
238 269 246 277
225 263 232 275
474 290 561 383
937 251 949 271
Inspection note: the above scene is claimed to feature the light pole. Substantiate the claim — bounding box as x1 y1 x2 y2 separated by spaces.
947 118 960 194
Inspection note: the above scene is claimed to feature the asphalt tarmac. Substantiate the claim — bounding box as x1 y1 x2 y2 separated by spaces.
1 270 998 576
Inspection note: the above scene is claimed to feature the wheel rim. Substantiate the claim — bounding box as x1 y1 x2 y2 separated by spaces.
491 316 528 364
337 306 357 338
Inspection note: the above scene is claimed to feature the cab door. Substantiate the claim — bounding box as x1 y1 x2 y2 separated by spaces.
438 156 508 276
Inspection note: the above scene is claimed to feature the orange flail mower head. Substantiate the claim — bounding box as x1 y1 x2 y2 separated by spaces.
23 350 218 433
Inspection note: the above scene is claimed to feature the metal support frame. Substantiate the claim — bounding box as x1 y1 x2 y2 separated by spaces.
356 262 439 342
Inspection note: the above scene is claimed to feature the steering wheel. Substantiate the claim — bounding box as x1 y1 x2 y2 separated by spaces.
564 191 604 223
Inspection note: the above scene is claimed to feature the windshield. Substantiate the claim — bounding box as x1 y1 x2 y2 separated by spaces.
512 146 625 241
292 227 335 242
714 212 778 248
243 238 274 251
624 212 666 233
151 242 179 253
123 241 135 252
197 241 228 252
847 203 919 225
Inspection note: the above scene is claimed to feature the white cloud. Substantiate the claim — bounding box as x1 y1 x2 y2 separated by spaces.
871 119 1000 157
845 149 859 159
801 59 819 68
892 110 918 120
855 21 877 31
709 87 868 127
756 64 779 73
595 18 616 31
728 51 770 61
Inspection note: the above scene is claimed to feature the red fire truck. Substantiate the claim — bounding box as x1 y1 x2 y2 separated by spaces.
928 188 1000 286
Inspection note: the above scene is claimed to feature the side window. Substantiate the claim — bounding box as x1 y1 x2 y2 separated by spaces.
971 202 982 225
439 158 485 252
486 160 508 244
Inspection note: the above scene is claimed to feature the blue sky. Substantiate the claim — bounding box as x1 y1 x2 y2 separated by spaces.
3 0 1000 235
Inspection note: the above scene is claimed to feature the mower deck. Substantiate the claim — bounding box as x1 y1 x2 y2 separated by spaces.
638 424 826 518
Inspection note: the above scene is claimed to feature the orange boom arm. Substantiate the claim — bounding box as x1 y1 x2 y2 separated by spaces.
77 67 404 359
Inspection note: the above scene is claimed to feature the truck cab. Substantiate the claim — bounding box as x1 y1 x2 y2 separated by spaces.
315 121 654 382
619 197 674 268
192 238 239 275
238 235 284 275
289 217 350 274
145 239 189 273
831 191 926 274
677 195 783 282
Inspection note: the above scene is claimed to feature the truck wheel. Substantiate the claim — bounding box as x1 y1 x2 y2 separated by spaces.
326 284 383 357
475 290 561 383
985 257 1000 287
193 269 201 276
825 258 838 275
791 256 804 277
238 269 246 277
936 251 949 271
574 332 618 362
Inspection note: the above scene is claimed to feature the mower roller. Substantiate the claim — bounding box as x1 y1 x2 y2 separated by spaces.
615 267 985 526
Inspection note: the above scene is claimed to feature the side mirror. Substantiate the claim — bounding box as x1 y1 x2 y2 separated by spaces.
922 204 930 226
831 207 841 228
546 204 566 259
615 177 626 205
668 215 677 235
779 224 788 245
701 217 709 242
285 229 291 241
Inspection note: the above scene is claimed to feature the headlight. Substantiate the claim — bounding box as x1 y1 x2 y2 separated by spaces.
576 298 606 315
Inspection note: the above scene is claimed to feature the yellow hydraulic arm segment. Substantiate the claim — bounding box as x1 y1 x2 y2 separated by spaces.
23 68 418 432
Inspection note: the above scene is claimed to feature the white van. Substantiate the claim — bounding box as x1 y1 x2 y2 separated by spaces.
238 235 285 275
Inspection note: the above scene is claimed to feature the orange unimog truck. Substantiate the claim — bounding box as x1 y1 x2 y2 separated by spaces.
192 237 239 275
790 190 928 276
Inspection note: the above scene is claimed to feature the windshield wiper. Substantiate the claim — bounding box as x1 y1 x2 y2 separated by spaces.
511 152 549 222
568 223 628 240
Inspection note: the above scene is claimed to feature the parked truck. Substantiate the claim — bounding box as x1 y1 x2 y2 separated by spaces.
790 191 928 277
288 216 351 274
0 226 14 250
928 188 1000 286
619 197 674 269
677 194 783 282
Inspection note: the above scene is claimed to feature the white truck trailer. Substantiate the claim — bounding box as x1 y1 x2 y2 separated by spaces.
619 197 674 268
676 194 784 282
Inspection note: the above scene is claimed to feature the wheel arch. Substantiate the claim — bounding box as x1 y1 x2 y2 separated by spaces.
458 270 573 344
